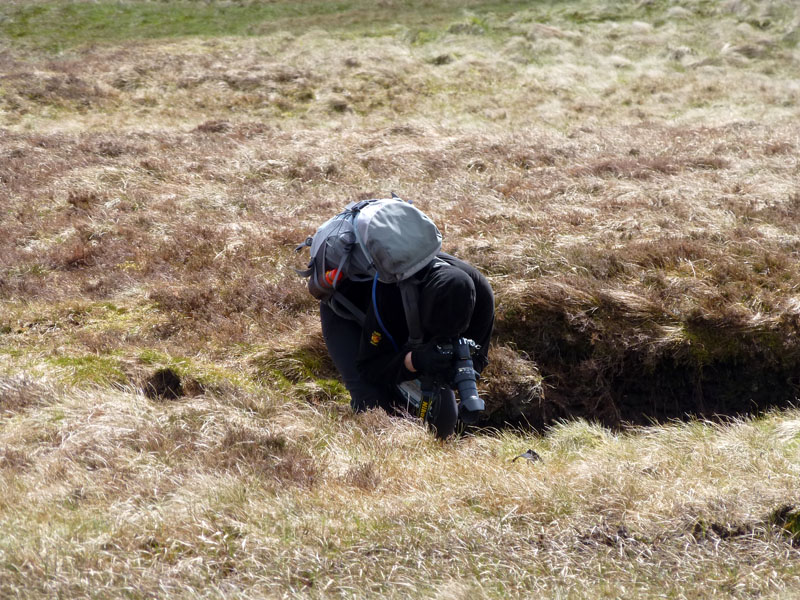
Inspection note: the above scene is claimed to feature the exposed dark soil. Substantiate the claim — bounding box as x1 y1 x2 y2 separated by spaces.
493 303 800 429
144 368 183 400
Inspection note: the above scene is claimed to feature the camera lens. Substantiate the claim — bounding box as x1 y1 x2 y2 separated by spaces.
452 338 484 416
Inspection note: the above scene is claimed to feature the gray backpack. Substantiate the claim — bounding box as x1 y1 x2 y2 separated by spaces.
296 194 441 344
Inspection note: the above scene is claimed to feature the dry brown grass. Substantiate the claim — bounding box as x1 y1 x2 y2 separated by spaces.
2 0 800 596
2 381 800 598
3 115 800 421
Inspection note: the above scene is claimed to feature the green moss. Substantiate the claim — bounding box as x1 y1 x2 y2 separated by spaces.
138 349 173 367
250 346 346 403
680 326 714 364
47 354 126 386
680 321 796 367
308 378 349 403
408 28 441 46
253 347 331 384
768 505 800 541
138 348 254 394
98 302 128 315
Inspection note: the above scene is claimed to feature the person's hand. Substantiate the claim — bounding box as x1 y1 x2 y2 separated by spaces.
410 341 453 375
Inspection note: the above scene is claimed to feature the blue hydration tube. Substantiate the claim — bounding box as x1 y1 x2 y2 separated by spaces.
372 273 399 352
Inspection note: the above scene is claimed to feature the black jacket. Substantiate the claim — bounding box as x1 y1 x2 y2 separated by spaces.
350 253 494 385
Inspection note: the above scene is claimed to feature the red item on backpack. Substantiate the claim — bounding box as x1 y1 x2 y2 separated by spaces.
325 269 343 286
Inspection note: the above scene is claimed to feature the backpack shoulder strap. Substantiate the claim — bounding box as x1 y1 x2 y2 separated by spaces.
398 280 424 348
328 291 367 326
398 257 449 347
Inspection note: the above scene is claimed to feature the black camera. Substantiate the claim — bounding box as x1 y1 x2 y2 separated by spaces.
401 337 482 424
396 337 485 426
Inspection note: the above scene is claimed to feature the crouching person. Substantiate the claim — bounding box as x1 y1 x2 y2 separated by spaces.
321 253 494 438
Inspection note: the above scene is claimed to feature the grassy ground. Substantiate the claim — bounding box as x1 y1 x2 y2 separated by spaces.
2 0 800 597
0 0 540 51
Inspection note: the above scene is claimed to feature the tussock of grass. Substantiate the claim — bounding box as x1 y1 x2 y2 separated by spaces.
0 375 59 416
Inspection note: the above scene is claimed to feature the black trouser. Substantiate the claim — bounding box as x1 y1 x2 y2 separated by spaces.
320 303 458 438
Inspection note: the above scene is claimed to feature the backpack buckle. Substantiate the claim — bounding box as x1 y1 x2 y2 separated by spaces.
295 237 313 253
